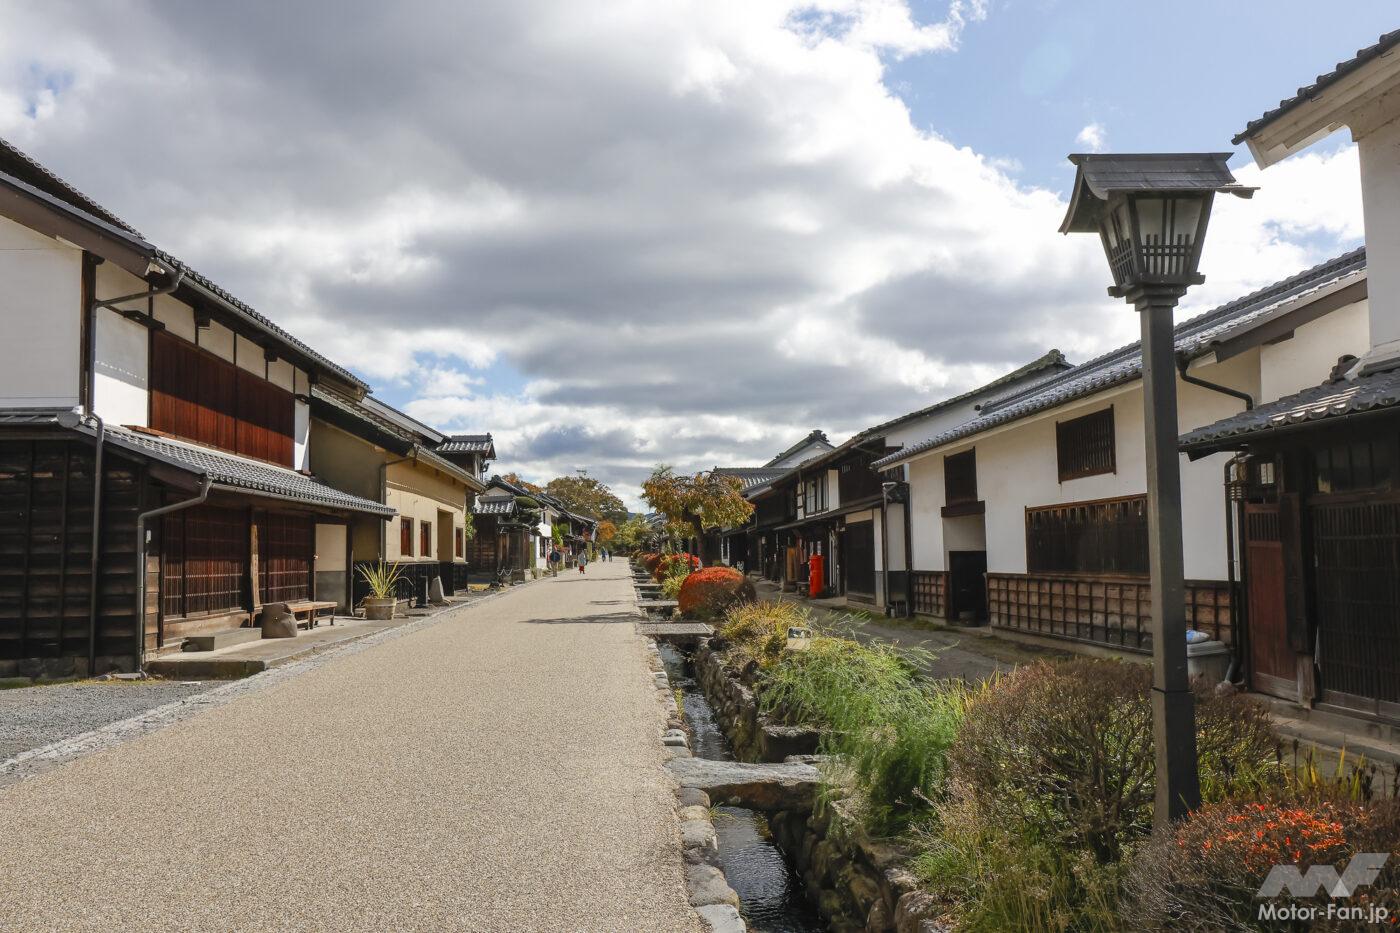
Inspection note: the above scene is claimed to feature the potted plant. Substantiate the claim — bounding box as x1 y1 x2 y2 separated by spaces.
357 561 405 620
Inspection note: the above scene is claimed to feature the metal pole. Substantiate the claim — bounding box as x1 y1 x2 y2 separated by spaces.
1135 285 1201 825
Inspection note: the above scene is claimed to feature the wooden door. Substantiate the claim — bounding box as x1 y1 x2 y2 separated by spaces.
844 521 875 598
1244 503 1295 699
948 551 988 622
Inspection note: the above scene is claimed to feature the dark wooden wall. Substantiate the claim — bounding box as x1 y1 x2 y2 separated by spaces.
150 331 295 467
0 438 146 674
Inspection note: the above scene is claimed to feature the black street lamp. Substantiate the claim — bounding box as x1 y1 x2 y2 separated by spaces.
1060 153 1255 826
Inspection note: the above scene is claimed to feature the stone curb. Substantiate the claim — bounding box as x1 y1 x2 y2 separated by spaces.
0 582 532 788
640 600 748 933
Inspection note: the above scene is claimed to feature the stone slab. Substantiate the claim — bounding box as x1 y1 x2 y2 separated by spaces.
182 628 262 652
665 756 821 811
146 620 397 679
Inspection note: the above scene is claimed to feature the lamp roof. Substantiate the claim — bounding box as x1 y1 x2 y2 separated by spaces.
1059 153 1255 233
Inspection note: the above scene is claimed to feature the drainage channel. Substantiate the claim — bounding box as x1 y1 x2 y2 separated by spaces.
658 644 825 933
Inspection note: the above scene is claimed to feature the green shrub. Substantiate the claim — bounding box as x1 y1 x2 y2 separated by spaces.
948 658 1280 865
912 789 1124 933
1129 796 1400 932
761 632 957 833
716 600 810 670
677 567 755 620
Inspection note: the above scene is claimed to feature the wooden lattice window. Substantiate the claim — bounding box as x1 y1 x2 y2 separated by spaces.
163 505 247 618
420 520 433 559
455 527 464 558
258 513 313 605
400 518 413 556
944 450 977 505
1056 407 1116 482
1026 495 1147 575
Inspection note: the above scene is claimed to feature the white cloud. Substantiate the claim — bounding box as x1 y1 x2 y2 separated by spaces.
1075 122 1106 152
0 1 1364 509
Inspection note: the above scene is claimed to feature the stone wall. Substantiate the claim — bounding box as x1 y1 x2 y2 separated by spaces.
693 645 819 763
693 641 942 933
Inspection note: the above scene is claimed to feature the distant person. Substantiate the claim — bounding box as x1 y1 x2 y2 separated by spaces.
578 551 589 574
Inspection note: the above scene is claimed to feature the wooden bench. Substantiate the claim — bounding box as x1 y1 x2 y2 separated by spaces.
285 600 338 629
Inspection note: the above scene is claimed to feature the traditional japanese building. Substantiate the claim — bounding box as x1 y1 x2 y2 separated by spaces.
875 250 1368 658
0 138 393 676
308 388 486 603
1181 32 1400 725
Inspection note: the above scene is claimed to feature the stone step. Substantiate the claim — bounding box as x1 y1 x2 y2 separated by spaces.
665 757 821 811
181 627 262 652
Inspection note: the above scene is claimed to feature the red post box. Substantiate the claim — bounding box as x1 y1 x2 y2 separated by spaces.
808 553 825 598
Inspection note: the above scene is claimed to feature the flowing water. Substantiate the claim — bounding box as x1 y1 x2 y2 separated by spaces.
658 644 826 933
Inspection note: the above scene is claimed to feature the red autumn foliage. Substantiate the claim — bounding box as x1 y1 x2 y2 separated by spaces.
1131 797 1400 931
677 566 756 620
640 552 663 574
654 553 701 581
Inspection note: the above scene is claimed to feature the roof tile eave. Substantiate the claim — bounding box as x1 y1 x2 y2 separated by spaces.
876 249 1367 470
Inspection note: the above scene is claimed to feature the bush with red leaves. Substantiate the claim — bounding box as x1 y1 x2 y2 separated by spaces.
1130 796 1400 931
654 552 701 581
677 566 755 620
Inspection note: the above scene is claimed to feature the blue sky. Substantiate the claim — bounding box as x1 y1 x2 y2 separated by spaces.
1 1 1379 505
890 0 1394 191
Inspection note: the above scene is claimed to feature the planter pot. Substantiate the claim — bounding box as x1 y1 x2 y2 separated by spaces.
363 597 397 621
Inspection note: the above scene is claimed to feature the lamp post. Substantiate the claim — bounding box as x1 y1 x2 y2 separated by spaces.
1059 153 1255 826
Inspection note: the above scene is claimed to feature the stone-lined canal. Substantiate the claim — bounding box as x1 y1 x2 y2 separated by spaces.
659 644 825 932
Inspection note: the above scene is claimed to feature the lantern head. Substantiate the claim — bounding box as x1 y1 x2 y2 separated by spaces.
1060 153 1255 297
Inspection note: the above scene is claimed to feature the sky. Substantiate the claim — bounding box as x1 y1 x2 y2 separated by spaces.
1 1 1387 508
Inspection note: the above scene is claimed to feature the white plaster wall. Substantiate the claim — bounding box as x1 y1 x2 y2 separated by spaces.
907 352 1259 582
235 334 264 375
1359 116 1400 347
201 320 235 362
943 514 986 554
908 455 944 572
1259 299 1370 401
93 309 148 426
294 398 311 470
315 523 348 572
0 216 81 407
269 358 296 392
153 293 195 341
827 468 840 509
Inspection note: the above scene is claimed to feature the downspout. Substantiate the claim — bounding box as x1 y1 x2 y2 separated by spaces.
80 264 184 674
1177 354 1254 411
1224 455 1249 684
902 482 914 618
879 482 893 614
134 476 211 668
87 415 104 673
1175 354 1253 681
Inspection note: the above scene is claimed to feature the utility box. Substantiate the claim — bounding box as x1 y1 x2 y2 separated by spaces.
1186 640 1231 685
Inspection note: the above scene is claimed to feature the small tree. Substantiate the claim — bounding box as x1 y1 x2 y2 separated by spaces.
544 474 628 524
597 519 618 544
641 464 753 565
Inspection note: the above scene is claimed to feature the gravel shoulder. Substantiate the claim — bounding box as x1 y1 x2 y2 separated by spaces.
0 562 698 933
0 680 214 760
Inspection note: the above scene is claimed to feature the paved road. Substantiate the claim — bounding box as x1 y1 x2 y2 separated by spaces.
0 561 698 933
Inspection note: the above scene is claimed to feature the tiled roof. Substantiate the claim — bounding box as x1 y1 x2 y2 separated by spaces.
0 136 142 235
437 434 495 455
874 248 1367 469
104 425 394 516
1180 366 1400 452
713 467 792 491
0 137 366 392
311 386 479 487
473 498 517 516
1234 30 1400 145
763 430 832 468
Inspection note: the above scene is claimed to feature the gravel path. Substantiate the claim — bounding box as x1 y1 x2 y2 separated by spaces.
0 680 214 759
0 562 699 933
